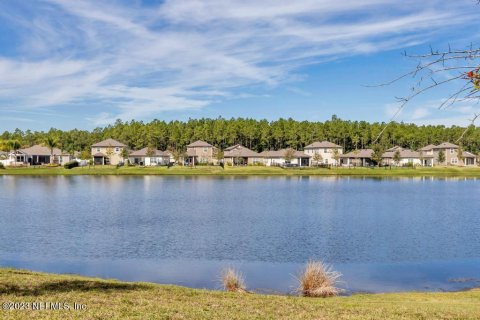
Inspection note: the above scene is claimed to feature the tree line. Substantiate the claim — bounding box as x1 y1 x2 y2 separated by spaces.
1 116 479 155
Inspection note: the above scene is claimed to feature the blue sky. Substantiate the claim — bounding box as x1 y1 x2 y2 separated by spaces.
0 0 479 131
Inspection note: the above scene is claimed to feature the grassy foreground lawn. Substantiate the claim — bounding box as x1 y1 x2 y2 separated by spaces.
2 165 480 177
0 268 479 319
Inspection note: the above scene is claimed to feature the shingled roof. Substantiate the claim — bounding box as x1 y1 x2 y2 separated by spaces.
419 144 436 151
224 144 261 158
260 149 310 158
187 140 213 148
19 145 65 156
433 142 459 149
382 149 420 158
129 147 170 157
91 138 127 148
304 141 342 149
340 149 374 158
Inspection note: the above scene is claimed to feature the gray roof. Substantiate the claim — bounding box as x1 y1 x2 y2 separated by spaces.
433 142 458 149
19 144 66 156
187 140 213 148
419 144 436 151
224 144 261 158
92 138 127 148
462 151 476 158
304 141 342 149
382 149 420 158
341 149 374 158
260 149 310 158
129 147 169 157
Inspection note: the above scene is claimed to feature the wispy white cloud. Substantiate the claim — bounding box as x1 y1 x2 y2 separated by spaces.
384 99 480 126
0 0 477 125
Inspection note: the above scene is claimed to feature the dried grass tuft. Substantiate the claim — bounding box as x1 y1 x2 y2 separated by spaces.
296 261 342 297
221 267 247 293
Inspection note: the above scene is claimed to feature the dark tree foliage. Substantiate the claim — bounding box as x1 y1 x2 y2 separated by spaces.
1 116 479 154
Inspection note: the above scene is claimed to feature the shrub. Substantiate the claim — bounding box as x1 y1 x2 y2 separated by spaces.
64 160 79 169
296 261 342 298
45 163 60 167
221 267 246 293
0 162 4 169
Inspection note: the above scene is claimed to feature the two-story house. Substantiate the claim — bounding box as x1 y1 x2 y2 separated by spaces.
304 141 343 166
419 142 476 166
186 140 218 165
91 138 127 165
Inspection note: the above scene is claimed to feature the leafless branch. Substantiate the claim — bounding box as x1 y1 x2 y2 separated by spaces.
369 44 480 144
456 113 480 143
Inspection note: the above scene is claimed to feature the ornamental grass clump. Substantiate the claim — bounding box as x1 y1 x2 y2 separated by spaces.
297 261 342 298
221 267 247 293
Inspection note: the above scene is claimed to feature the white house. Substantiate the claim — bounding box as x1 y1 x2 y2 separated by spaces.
304 141 343 166
0 145 72 166
129 147 171 166
260 149 310 167
382 146 422 166
223 144 263 165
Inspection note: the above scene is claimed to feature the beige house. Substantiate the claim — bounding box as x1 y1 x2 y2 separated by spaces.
129 147 171 166
260 149 310 167
419 142 476 166
304 141 343 166
91 138 127 165
223 144 263 165
382 146 422 166
186 140 218 165
340 149 374 167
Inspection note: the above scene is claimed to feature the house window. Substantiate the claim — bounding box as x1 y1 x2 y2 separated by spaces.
96 148 100 152
450 149 454 154
324 148 327 153
203 147 208 152
324 159 328 164
115 147 119 152
451 158 458 164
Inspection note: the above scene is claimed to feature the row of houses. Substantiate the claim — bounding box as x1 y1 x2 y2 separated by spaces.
90 138 479 167
1 138 477 167
341 143 477 167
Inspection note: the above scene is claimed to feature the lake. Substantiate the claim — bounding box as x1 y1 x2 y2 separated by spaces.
1 175 479 294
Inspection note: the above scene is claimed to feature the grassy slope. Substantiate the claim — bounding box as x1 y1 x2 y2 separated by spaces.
2 165 480 177
0 268 479 319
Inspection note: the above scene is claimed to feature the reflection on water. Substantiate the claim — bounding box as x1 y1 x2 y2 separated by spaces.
0 176 479 293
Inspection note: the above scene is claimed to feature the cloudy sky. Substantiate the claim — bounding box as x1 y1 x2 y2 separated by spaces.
0 0 479 131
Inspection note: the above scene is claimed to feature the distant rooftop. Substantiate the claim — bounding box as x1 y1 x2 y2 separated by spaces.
224 144 260 158
187 140 213 148
260 149 310 158
92 138 127 148
304 141 342 149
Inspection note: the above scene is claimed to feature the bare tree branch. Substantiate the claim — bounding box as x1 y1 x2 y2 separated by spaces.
369 44 480 144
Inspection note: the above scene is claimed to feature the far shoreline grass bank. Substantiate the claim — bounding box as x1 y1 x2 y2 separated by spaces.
0 267 479 319
2 165 480 177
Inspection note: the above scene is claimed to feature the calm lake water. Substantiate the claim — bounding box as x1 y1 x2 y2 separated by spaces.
1 175 479 294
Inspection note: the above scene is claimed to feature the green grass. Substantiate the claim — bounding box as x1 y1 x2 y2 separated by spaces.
2 165 480 177
0 268 479 319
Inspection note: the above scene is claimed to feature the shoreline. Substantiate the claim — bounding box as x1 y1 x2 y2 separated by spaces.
0 267 479 319
2 165 480 177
